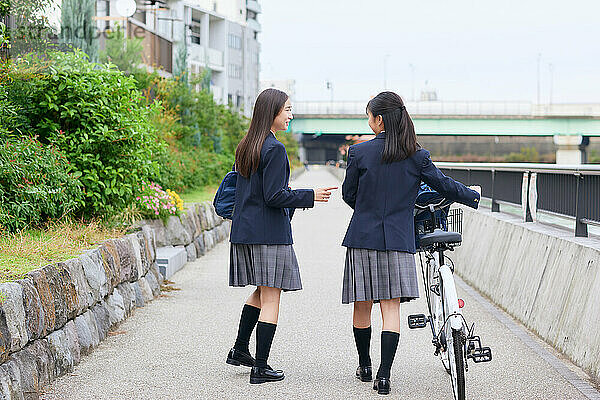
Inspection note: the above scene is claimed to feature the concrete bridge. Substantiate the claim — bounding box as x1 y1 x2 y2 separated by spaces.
43 168 600 399
290 101 600 164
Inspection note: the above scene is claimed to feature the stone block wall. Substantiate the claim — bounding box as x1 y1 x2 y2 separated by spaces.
0 202 230 399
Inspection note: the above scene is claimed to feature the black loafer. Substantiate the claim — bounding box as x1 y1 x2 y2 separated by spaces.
356 366 373 382
373 377 391 395
250 366 285 384
226 348 255 367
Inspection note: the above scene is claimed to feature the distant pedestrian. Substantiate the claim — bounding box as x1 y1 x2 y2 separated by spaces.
341 91 480 395
227 88 337 384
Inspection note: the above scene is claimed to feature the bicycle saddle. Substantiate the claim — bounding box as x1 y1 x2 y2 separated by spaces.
418 229 462 247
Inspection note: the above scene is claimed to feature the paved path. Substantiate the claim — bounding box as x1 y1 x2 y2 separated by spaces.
44 167 598 399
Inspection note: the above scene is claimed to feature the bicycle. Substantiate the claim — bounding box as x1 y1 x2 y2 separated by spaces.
408 197 492 400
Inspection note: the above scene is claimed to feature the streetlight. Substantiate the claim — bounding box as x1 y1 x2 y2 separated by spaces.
548 63 554 105
383 54 390 90
326 80 334 102
409 63 415 102
536 53 541 104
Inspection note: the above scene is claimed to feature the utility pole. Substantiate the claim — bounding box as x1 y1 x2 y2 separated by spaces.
383 54 390 90
409 63 415 101
326 80 333 113
536 53 541 104
548 63 554 105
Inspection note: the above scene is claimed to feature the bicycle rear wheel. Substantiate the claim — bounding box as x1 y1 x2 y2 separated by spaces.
447 328 466 400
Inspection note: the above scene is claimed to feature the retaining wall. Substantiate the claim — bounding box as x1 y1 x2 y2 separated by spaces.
453 207 600 381
0 202 230 399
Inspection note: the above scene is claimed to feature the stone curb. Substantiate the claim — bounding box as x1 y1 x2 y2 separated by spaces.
0 201 230 399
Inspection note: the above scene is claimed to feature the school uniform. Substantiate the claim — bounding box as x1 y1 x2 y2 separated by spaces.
229 132 314 291
341 132 480 304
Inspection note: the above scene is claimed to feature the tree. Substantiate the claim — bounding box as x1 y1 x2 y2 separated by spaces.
60 0 98 62
99 23 144 74
3 0 56 57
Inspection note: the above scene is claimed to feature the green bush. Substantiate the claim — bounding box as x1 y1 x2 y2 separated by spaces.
504 147 540 163
6 50 164 217
0 136 84 232
155 143 234 193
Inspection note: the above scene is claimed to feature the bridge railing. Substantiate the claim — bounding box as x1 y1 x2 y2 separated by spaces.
294 101 600 117
437 163 600 237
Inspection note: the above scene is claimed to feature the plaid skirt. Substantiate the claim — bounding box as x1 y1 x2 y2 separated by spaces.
229 244 302 291
342 248 419 304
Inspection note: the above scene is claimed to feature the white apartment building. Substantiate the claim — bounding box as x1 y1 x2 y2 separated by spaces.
94 0 261 116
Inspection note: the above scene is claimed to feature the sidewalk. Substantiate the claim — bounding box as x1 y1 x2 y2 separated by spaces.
43 167 590 399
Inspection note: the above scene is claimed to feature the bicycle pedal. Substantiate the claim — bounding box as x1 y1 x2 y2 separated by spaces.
469 346 492 363
408 314 428 329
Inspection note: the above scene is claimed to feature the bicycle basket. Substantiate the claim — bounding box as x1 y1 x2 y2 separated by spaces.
446 208 463 235
414 207 463 251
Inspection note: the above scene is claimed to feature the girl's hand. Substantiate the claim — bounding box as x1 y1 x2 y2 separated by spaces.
314 187 338 202
468 185 482 196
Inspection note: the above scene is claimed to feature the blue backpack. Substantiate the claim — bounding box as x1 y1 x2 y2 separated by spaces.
213 167 237 219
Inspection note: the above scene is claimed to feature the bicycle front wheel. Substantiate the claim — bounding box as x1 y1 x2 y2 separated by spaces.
447 328 466 400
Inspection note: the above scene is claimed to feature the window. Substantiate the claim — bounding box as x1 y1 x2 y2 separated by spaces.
96 1 110 29
228 34 242 49
189 19 201 45
228 64 242 79
133 0 146 24
190 26 201 44
236 95 242 108
228 94 233 105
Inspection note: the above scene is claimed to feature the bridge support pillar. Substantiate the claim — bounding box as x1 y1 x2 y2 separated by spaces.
554 135 589 164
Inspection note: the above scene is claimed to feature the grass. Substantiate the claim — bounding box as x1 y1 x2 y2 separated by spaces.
0 219 126 282
180 185 217 205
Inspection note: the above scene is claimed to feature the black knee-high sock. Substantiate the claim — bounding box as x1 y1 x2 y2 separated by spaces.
233 304 261 353
353 326 372 367
377 331 400 379
255 321 277 368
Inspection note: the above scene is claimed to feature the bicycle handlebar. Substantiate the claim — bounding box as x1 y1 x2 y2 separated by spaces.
414 198 452 211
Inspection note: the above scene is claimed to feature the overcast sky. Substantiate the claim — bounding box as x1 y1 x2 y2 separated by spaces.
258 0 599 103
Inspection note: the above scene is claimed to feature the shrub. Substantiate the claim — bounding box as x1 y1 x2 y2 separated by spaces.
154 143 234 193
6 50 164 217
504 147 540 163
0 136 84 232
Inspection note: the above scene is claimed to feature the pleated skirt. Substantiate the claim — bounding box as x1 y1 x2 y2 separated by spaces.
229 243 302 291
342 248 419 304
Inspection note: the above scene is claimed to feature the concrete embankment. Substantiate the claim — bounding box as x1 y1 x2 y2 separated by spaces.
453 207 600 382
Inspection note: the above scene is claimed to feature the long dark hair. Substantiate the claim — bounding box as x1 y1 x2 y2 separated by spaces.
235 88 289 178
366 91 418 163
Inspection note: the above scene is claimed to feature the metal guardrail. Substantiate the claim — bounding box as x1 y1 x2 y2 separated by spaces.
293 101 600 117
437 163 600 237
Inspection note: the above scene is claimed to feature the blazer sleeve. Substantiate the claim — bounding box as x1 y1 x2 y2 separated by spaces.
420 150 480 209
262 144 315 209
342 146 359 209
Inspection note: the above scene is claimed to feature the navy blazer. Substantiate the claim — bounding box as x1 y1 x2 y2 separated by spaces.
342 133 480 253
230 133 314 245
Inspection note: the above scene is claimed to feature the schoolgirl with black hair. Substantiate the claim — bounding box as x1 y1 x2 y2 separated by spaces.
341 91 480 395
226 88 336 384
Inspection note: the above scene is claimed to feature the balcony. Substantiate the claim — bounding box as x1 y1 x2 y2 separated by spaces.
246 18 261 33
207 47 224 70
188 44 224 71
210 85 224 103
246 0 262 14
